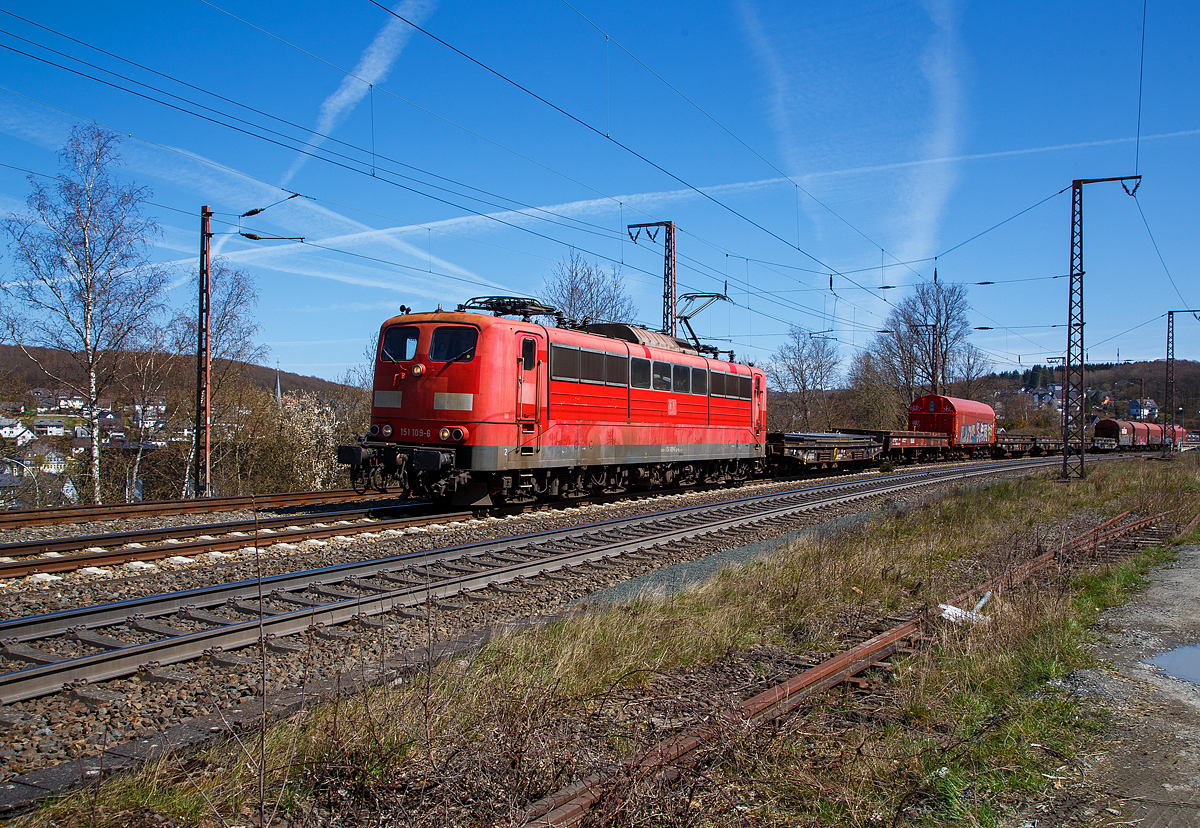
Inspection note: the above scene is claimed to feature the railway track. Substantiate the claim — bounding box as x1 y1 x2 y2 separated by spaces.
1 454 1123 578
0 488 404 531
0 458 1063 705
516 510 1176 827
0 502 444 577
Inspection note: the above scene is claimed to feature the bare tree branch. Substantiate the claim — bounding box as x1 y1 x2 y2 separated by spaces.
541 251 637 325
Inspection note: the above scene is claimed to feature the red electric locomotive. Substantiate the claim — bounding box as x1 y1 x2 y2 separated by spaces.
338 297 767 505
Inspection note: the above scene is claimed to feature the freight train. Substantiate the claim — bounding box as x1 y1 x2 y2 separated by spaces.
337 297 1185 505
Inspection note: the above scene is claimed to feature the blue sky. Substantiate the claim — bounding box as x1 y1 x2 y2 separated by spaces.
0 1 1197 383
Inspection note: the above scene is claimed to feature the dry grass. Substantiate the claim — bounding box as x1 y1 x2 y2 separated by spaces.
15 454 1200 827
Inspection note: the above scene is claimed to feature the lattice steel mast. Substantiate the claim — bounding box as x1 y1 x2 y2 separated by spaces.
628 221 677 337
1163 309 1200 457
195 206 213 498
1061 176 1140 479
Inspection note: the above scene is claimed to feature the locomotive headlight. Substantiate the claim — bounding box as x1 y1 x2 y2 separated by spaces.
411 363 425 377
369 424 380 437
450 427 466 441
439 427 451 440
381 424 393 437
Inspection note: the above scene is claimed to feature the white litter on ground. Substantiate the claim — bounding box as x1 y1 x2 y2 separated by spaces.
29 573 62 582
125 561 157 571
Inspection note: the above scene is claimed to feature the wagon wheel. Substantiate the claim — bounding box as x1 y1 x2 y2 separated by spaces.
350 465 370 495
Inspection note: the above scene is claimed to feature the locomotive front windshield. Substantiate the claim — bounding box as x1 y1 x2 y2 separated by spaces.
380 326 419 361
429 326 479 363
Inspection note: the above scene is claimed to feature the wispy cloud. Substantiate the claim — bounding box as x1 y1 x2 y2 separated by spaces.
279 0 438 187
897 0 962 262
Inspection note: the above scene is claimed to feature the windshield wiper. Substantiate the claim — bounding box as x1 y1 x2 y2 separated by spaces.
447 345 475 363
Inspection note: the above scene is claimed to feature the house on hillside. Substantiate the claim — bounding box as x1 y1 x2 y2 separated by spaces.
16 442 66 475
33 419 65 437
0 402 24 416
133 396 168 425
31 389 54 414
55 392 85 411
0 418 35 447
1129 398 1158 420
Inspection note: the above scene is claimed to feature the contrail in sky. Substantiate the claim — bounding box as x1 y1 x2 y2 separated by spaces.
280 0 437 187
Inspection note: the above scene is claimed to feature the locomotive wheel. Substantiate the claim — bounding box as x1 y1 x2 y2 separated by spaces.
369 465 387 494
350 466 370 495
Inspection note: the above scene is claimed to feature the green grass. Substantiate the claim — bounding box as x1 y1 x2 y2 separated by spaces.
15 454 1200 827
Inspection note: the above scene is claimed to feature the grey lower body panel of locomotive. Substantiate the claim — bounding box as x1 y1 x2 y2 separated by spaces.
340 440 762 471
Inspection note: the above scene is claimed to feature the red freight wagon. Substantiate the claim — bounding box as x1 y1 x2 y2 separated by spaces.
1094 419 1134 447
907 394 996 449
1169 425 1186 448
1130 421 1150 446
338 298 767 505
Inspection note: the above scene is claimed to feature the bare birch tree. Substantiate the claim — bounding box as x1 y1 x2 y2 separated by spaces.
766 326 841 432
1 125 168 503
542 251 637 324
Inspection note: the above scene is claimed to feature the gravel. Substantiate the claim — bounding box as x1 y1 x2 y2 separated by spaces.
0 461 1061 785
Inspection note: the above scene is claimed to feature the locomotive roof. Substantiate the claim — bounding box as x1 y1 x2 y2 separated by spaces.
384 309 708 358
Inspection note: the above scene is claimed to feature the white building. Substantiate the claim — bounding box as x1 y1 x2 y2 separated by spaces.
0 418 35 447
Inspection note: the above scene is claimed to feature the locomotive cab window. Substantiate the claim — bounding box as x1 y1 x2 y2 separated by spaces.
521 338 536 370
380 326 419 362
429 326 478 362
739 376 752 399
652 361 672 392
630 357 651 389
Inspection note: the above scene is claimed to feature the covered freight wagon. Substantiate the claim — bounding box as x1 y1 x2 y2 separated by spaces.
1094 419 1134 447
907 394 996 448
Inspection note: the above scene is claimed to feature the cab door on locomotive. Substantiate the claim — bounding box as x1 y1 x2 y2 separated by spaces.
516 331 545 455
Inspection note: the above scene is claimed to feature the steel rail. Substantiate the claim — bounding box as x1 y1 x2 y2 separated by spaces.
0 508 468 578
0 460 1060 704
0 488 402 530
0 503 435 561
0 459 1055 642
518 511 1169 827
1 455 1098 577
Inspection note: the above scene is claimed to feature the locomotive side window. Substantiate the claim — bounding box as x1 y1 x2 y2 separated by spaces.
429 326 478 362
691 367 707 396
521 338 536 370
630 358 651 388
672 364 690 394
710 371 726 397
380 326 419 362
606 354 628 386
739 376 752 399
580 349 606 384
652 361 672 392
550 345 579 380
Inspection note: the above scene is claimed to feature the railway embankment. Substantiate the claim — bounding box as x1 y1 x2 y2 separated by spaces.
6 454 1200 827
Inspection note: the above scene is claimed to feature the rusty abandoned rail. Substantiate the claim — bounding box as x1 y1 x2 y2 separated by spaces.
517 510 1175 827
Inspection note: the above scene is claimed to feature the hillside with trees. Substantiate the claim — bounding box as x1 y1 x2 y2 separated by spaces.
0 125 370 508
